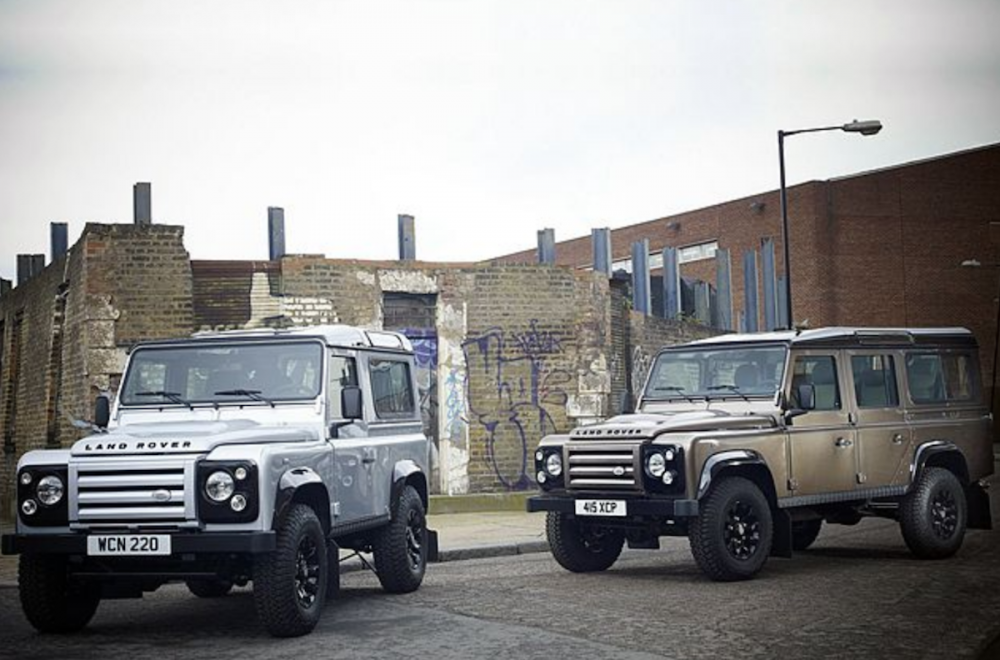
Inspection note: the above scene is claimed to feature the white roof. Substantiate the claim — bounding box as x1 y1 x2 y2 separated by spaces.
191 324 414 351
682 326 973 347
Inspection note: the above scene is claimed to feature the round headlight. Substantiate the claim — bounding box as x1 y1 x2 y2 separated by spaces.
205 471 235 502
20 472 32 486
21 499 38 516
545 452 563 477
37 475 64 506
646 452 667 478
662 470 676 486
536 470 547 484
230 494 248 512
663 448 676 462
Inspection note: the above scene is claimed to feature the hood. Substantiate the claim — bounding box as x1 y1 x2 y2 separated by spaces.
570 410 777 440
71 419 319 456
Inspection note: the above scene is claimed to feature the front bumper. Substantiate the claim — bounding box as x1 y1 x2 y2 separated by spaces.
527 494 699 517
2 531 276 556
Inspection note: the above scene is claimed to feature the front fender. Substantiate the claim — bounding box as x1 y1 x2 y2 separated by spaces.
273 467 327 530
696 449 767 499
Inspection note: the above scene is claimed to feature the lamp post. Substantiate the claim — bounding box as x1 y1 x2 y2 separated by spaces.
961 259 1000 426
778 119 883 328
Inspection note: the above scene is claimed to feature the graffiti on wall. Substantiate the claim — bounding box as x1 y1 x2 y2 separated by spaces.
402 329 439 454
462 320 571 490
631 345 652 397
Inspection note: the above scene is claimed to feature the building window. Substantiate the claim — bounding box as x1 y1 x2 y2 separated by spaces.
610 240 718 273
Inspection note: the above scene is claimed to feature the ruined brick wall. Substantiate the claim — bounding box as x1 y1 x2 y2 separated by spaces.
1 224 194 521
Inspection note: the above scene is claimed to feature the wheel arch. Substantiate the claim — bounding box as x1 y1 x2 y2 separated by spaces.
912 441 970 486
697 449 778 508
391 459 428 515
274 468 331 535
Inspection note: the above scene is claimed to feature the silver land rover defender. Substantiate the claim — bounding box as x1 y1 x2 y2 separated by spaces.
2 325 432 637
529 327 994 581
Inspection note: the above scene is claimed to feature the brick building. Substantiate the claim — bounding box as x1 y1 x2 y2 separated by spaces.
497 143 1000 424
0 223 713 520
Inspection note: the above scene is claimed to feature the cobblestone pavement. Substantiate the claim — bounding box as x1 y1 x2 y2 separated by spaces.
3 501 1000 659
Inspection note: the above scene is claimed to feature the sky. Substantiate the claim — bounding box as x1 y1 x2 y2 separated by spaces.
1 0 999 281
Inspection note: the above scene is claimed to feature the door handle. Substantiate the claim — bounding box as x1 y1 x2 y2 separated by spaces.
834 437 853 448
362 447 377 464
891 433 905 445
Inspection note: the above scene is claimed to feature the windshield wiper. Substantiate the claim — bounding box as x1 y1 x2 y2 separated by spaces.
707 384 750 402
135 390 194 409
650 386 697 403
214 388 275 407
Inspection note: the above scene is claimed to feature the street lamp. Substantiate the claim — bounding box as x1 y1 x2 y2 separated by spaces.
777 119 883 328
961 259 1000 425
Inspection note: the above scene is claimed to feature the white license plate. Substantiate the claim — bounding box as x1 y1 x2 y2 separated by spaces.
87 535 171 556
575 499 626 517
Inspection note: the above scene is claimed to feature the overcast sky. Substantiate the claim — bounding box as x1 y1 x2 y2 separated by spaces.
1 0 999 281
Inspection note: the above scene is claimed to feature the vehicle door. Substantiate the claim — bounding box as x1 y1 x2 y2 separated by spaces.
360 353 424 520
326 352 378 524
846 351 910 489
786 350 858 496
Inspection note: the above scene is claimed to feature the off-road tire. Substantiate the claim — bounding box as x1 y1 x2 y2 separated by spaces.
186 579 233 598
546 512 625 573
689 476 773 581
19 555 101 633
373 485 427 594
253 504 328 637
900 467 967 559
792 519 823 551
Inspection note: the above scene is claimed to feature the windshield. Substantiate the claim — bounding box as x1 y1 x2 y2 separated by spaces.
120 341 324 406
643 345 787 401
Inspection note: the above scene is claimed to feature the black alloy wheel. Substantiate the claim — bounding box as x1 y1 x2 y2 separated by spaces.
405 507 424 572
295 534 322 609
723 499 761 560
930 487 959 539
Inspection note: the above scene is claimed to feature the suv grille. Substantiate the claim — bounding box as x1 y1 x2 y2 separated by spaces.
566 443 640 490
71 459 193 527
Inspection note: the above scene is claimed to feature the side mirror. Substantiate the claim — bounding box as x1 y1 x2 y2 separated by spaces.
341 386 363 420
94 393 111 429
797 383 816 411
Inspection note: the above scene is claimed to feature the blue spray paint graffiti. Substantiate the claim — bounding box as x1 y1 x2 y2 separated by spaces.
462 320 570 490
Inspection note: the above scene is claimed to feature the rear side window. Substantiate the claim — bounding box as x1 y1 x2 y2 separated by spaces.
851 355 899 408
905 353 977 404
370 359 415 417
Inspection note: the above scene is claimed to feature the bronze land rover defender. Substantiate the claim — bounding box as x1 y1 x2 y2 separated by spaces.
528 327 994 581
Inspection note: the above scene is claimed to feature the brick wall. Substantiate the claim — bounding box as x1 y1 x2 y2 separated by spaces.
0 223 195 520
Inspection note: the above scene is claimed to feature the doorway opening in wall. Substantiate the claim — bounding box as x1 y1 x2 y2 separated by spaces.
382 292 440 493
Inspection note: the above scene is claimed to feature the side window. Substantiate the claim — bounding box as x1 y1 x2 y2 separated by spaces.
906 353 976 403
791 355 841 411
328 356 358 419
369 359 414 417
851 355 899 408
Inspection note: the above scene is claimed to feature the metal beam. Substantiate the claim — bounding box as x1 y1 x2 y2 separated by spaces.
632 240 651 315
133 182 152 225
50 222 68 261
761 238 778 330
268 207 286 261
398 214 416 260
537 228 556 265
715 248 733 330
592 227 612 276
743 249 759 333
661 246 680 320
